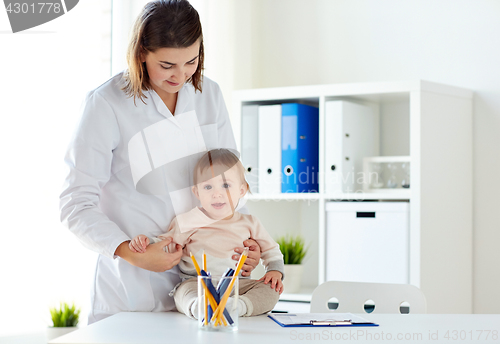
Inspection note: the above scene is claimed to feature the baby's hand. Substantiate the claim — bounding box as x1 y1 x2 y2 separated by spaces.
258 271 284 294
129 234 150 253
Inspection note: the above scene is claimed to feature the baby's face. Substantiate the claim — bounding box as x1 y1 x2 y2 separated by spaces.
192 164 247 220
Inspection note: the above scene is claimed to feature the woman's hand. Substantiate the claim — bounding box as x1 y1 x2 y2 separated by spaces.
115 238 183 272
232 239 261 277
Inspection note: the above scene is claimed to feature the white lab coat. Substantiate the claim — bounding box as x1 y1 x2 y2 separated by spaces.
60 72 237 323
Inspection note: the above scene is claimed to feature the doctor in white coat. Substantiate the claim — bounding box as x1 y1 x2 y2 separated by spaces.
60 0 261 323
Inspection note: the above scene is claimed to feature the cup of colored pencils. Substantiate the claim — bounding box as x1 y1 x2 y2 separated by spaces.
197 273 239 331
192 249 248 331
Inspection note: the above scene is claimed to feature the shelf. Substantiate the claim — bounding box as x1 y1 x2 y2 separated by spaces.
246 192 410 201
235 80 473 313
246 193 320 201
233 80 472 103
364 156 411 163
279 286 316 302
323 191 411 201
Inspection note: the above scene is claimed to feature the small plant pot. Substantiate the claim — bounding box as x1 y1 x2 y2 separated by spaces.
46 326 77 342
283 264 304 293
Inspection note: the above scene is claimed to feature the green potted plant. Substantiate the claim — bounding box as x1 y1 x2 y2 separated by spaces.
46 302 81 341
276 235 309 293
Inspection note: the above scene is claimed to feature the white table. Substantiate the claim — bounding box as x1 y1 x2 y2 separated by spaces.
50 312 500 344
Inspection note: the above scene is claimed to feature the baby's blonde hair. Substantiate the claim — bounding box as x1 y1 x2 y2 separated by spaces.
193 149 250 193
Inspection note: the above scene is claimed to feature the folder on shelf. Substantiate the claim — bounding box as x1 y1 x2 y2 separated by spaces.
241 105 259 193
324 101 379 194
258 104 282 194
281 103 319 193
268 313 378 327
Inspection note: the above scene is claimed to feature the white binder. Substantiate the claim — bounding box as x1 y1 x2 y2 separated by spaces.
324 101 379 194
241 105 259 193
258 104 282 194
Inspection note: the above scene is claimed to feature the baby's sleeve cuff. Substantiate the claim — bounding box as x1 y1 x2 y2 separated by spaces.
265 260 285 280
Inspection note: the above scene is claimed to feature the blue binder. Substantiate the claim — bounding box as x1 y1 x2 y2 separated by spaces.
281 103 319 193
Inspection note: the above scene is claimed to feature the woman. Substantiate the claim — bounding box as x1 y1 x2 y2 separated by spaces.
60 0 261 324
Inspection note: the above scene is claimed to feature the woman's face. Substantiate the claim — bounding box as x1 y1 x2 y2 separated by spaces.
141 41 200 98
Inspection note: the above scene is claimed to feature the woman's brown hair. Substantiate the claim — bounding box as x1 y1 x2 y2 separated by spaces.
122 0 204 104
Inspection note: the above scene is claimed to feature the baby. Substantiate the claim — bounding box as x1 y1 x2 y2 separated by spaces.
129 148 284 319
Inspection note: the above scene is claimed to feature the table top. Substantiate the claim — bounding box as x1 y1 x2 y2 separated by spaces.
50 312 500 344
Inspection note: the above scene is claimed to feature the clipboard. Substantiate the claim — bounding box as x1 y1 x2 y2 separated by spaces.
268 313 379 327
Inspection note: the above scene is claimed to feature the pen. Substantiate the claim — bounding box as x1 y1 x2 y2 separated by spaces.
310 320 352 326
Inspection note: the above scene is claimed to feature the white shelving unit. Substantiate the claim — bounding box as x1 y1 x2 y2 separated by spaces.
232 80 473 314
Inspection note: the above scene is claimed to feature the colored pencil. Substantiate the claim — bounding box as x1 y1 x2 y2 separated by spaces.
211 247 248 323
190 253 226 326
202 250 208 325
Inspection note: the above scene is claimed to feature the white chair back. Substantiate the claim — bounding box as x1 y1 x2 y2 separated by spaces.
310 281 426 314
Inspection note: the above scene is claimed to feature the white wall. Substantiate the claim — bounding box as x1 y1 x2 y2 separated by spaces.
212 0 498 313
0 0 111 336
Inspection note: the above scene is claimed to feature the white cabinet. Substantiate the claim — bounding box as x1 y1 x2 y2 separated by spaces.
232 80 473 314
325 201 409 284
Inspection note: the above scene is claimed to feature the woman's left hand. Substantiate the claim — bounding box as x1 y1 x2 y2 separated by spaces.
233 239 261 277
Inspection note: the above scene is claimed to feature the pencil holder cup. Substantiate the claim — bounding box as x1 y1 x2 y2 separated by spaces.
197 275 239 332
